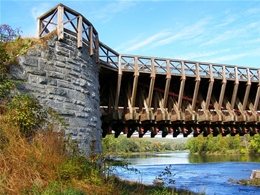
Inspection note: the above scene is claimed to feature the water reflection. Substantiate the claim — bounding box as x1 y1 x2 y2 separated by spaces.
188 154 260 164
126 152 260 164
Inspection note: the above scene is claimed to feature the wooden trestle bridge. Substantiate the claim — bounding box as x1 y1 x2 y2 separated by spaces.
38 4 260 138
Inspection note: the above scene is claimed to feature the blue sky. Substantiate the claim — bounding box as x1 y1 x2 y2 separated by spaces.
1 0 260 68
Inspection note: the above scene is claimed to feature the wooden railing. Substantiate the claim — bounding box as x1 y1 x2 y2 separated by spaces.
38 4 260 83
37 3 99 61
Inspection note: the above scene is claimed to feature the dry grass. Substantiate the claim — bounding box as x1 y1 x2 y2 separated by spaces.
0 116 65 195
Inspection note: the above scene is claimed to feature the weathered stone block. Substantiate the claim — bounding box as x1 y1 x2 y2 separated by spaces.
27 69 46 76
47 88 67 96
48 72 64 79
20 56 38 67
38 77 48 84
48 79 57 86
9 65 27 80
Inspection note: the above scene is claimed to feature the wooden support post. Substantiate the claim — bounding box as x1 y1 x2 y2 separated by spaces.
95 35 100 63
89 26 94 56
177 61 186 110
131 57 139 109
125 57 139 121
253 70 260 111
242 68 251 111
205 64 214 109
231 67 239 110
156 60 171 121
147 58 156 108
163 60 171 108
57 5 64 40
77 15 83 48
218 66 226 110
191 63 200 111
140 58 155 121
114 55 122 114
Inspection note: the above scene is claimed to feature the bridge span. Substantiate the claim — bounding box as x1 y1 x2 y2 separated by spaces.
38 4 260 138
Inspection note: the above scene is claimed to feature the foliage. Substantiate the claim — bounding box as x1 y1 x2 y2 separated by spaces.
157 165 176 186
186 134 260 155
102 135 187 155
0 24 22 42
6 94 46 136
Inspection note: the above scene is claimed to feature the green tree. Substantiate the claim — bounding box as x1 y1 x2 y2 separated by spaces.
249 134 260 154
186 137 198 153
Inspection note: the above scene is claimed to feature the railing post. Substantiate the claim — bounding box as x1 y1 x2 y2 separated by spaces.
77 15 83 48
57 5 64 40
95 34 99 63
37 18 41 38
89 26 94 56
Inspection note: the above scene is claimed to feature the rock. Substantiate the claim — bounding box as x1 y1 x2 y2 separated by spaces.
153 177 164 185
250 170 260 179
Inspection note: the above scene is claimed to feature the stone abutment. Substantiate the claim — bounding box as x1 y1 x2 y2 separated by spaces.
10 32 102 156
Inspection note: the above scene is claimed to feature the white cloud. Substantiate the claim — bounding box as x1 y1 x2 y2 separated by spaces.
31 3 53 21
245 7 260 15
123 30 171 52
91 1 136 23
206 48 260 64
177 49 231 60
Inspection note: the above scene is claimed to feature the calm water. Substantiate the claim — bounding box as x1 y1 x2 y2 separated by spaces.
113 152 260 195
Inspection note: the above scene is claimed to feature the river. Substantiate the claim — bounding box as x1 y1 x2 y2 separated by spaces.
112 152 260 195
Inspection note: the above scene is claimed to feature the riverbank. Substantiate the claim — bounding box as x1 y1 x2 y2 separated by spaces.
228 178 260 188
113 176 204 195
